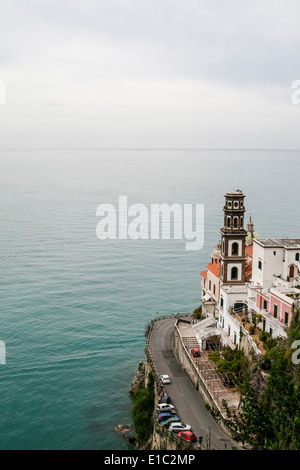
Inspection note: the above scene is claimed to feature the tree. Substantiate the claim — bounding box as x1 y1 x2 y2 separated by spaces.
131 372 155 445
222 333 300 449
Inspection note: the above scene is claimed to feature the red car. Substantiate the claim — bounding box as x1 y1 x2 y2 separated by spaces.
191 348 201 357
178 431 197 443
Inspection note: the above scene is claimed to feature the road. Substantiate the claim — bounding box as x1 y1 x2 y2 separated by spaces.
149 317 237 450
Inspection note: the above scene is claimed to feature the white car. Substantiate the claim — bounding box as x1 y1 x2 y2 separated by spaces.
168 422 192 434
156 403 175 413
160 374 171 384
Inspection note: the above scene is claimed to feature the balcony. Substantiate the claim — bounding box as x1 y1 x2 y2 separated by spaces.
273 275 299 289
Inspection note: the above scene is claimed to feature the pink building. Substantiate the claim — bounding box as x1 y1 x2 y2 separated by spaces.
255 289 293 329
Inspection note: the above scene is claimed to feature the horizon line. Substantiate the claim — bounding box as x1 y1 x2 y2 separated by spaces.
1 147 300 152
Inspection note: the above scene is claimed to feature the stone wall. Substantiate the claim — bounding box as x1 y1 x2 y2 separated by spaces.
172 320 222 415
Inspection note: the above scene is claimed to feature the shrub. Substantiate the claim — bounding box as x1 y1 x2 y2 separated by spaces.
131 372 155 445
259 331 270 343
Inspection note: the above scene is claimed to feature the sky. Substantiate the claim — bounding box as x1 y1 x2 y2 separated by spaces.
1 0 300 149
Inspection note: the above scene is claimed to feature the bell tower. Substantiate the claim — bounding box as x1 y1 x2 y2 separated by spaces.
220 189 247 285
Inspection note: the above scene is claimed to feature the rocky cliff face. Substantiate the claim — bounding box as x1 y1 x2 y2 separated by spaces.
129 361 146 396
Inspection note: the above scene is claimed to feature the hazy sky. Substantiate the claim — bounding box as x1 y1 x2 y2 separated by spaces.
1 0 300 149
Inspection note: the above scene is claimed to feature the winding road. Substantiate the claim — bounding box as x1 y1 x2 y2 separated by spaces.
149 317 237 450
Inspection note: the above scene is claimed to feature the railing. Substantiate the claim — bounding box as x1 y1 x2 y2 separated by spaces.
145 313 191 396
174 319 231 419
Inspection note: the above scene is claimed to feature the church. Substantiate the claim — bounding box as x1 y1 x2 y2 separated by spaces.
197 190 300 355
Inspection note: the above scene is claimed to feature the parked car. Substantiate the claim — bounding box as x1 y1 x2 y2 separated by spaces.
168 422 192 433
162 416 181 427
157 413 180 424
178 431 197 443
156 403 175 413
157 413 172 423
159 395 171 404
191 348 201 357
160 374 171 384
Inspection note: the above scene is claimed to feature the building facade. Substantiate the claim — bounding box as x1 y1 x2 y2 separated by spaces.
197 190 300 355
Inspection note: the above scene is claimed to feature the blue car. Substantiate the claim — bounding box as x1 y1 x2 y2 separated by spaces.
157 413 172 423
157 413 180 424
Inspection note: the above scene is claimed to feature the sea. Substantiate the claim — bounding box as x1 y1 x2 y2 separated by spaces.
0 149 299 450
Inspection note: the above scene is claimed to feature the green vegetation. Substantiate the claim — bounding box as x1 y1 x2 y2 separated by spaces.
219 309 300 450
208 346 246 383
193 305 203 321
131 372 155 446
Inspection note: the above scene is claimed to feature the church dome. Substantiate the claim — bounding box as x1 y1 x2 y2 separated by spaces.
211 248 220 259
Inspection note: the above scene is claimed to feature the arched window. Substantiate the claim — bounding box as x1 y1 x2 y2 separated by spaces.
231 267 238 280
232 242 239 256
233 217 238 228
227 216 231 228
233 201 239 209
296 253 300 261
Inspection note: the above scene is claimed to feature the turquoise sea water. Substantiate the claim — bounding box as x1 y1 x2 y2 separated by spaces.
0 149 300 450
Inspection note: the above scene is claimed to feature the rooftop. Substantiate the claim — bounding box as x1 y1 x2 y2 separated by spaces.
200 270 207 279
254 238 300 249
207 263 221 277
225 189 244 196
245 244 253 257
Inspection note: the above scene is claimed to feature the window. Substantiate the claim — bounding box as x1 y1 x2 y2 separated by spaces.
258 260 262 270
270 327 273 337
220 297 224 308
233 217 238 228
285 311 289 325
263 300 268 310
274 304 278 318
227 201 232 209
296 253 300 261
273 251 276 256
209 280 211 290
232 242 239 256
234 332 237 345
228 325 231 336
213 284 216 295
233 201 239 209
227 216 231 228
231 267 238 280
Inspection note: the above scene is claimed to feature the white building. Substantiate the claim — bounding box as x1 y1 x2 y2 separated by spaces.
198 190 300 355
247 238 300 339
251 238 300 289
